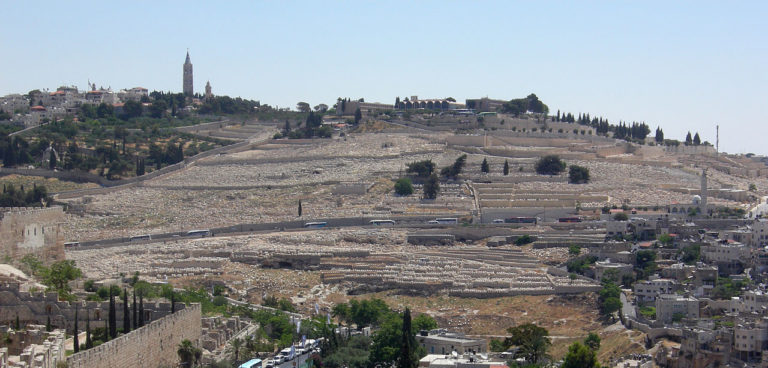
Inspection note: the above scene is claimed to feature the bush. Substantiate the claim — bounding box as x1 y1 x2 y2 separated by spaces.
514 235 535 245
568 165 590 184
613 212 628 221
535 155 565 175
394 178 414 196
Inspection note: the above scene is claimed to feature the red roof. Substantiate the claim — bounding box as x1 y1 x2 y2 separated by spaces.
639 241 653 248
30 106 46 111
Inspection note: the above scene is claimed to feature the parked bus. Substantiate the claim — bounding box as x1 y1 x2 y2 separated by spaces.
186 229 212 237
434 218 458 224
64 241 80 248
369 219 395 226
129 234 152 242
238 358 262 368
304 222 328 228
558 217 582 223
505 217 537 224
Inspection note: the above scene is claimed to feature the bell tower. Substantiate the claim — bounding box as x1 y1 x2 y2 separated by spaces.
183 50 193 96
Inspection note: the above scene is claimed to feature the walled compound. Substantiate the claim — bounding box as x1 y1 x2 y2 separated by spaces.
0 207 64 264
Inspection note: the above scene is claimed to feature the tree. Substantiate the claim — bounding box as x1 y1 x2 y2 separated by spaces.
298 200 302 217
406 160 435 177
132 289 138 329
109 287 117 338
296 102 311 113
562 342 599 368
138 292 145 327
49 151 56 170
230 337 243 362
354 108 362 125
314 103 328 112
693 132 701 145
685 132 693 145
177 339 202 367
504 323 551 364
584 332 601 351
123 288 131 334
85 310 93 349
41 260 82 296
397 308 418 368
636 250 657 277
569 165 590 184
149 99 167 118
535 155 566 175
503 160 509 176
481 158 489 173
568 244 581 256
440 154 467 179
394 178 414 196
122 100 143 119
655 127 664 143
613 212 628 221
598 282 622 317
412 314 438 332
73 306 80 353
423 173 439 199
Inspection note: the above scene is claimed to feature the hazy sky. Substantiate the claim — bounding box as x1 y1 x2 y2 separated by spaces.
1 1 766 155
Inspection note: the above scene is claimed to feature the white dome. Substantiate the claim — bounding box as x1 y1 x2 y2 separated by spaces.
692 195 702 205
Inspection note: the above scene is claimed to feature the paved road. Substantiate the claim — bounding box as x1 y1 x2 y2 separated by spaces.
70 214 463 248
621 291 635 319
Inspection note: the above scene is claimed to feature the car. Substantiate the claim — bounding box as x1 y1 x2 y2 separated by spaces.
492 219 504 223
427 220 439 224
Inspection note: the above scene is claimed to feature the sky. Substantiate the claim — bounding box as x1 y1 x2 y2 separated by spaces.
1 1 766 155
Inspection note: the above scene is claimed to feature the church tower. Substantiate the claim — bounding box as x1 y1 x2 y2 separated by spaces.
205 81 212 99
183 50 193 96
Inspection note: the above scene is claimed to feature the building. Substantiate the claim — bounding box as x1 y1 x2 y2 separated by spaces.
0 207 65 264
417 330 487 355
655 294 699 323
205 81 212 99
117 87 149 102
752 219 768 247
465 98 507 112
183 50 194 96
593 260 634 281
702 241 748 276
396 96 464 111
634 279 679 303
337 100 393 115
419 354 507 368
733 317 768 362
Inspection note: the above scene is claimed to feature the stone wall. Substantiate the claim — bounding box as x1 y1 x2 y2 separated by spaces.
0 206 65 264
0 282 184 333
67 303 202 368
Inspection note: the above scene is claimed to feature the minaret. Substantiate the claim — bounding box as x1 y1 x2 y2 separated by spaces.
205 81 212 99
700 169 708 208
183 50 193 96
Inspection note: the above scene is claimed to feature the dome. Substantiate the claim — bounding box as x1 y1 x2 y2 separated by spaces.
692 195 702 205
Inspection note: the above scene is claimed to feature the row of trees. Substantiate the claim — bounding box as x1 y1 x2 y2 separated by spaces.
0 183 50 207
535 155 591 184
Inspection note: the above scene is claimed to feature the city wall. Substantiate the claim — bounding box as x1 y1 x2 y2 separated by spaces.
66 303 202 368
0 281 184 333
0 206 64 263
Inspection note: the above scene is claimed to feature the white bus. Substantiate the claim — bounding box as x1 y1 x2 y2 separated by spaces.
129 234 152 242
186 229 212 237
434 218 458 224
304 222 328 228
369 219 395 226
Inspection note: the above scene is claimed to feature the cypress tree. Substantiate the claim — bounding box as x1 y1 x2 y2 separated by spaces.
298 200 302 217
73 307 80 353
397 308 416 368
15 314 19 330
503 160 510 176
85 310 93 349
109 287 117 338
481 158 489 173
123 288 131 333
46 315 52 332
138 293 145 327
171 291 176 314
132 289 138 329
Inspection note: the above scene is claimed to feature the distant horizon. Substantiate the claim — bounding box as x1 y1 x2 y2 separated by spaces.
1 1 765 155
